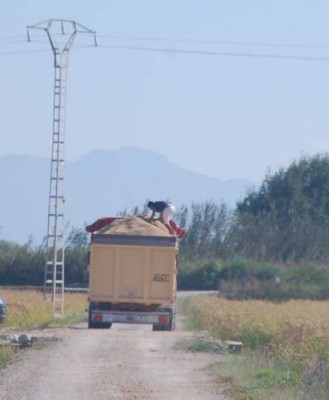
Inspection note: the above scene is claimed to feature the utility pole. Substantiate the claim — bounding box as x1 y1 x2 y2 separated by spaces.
27 20 97 317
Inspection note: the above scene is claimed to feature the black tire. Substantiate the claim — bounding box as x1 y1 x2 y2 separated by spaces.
169 314 176 331
88 320 99 329
88 311 100 329
88 320 112 329
88 307 94 329
152 324 165 331
102 322 112 329
164 314 176 331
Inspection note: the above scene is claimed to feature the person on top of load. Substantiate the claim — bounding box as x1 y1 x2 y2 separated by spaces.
147 200 186 238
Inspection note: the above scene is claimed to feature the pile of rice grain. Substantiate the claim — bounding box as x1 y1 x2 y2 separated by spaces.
97 216 172 237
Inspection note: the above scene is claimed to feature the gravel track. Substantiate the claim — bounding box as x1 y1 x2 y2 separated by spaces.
0 294 228 400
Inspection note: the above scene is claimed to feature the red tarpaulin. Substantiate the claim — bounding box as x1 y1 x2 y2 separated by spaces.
85 217 122 233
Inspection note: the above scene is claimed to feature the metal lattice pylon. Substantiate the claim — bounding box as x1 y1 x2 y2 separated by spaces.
27 20 97 317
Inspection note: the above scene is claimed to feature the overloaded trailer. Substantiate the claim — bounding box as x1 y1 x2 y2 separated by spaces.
87 216 178 331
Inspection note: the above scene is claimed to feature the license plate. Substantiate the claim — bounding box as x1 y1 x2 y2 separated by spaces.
102 314 157 324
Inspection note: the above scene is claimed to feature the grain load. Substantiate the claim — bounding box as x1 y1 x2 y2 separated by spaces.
97 216 172 237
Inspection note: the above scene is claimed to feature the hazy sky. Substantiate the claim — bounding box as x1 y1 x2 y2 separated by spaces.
1 1 329 182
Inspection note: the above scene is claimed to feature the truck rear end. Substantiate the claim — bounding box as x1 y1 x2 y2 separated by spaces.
88 217 178 331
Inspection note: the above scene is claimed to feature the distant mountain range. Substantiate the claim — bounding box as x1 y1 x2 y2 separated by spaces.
0 147 252 244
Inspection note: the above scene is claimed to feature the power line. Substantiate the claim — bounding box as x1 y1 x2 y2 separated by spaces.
0 48 49 56
0 35 25 41
99 34 329 50
2 32 329 50
0 39 30 45
98 44 329 62
2 33 329 62
2 44 329 62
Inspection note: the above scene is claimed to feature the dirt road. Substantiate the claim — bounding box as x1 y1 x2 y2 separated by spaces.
0 294 227 400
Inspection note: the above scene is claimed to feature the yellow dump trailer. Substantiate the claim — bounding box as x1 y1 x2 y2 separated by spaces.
88 217 178 331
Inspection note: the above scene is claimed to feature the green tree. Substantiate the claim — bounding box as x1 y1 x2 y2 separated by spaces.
0 238 45 285
178 201 233 261
235 154 329 262
65 227 89 286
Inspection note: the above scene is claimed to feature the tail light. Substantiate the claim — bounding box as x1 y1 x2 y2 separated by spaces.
94 314 103 322
158 316 168 325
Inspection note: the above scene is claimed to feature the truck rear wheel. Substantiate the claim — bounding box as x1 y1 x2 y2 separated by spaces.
152 325 165 331
164 315 175 331
170 315 176 331
88 320 112 329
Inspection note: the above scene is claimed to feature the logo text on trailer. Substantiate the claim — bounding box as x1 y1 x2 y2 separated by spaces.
152 274 170 282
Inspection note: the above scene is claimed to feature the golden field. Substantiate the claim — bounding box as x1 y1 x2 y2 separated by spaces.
0 288 88 329
187 295 329 399
188 295 329 360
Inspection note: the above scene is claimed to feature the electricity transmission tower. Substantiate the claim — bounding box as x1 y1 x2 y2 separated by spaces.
27 20 97 316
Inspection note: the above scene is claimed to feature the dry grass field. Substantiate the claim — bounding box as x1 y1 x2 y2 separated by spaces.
187 295 329 399
0 288 88 329
189 296 329 350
